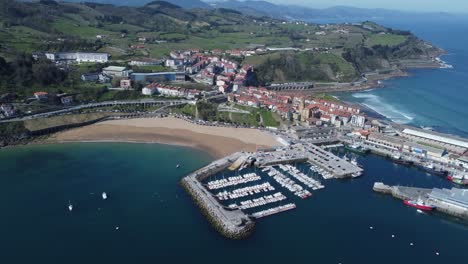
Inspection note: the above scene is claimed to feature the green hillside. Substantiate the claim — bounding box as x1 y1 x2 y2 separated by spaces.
0 0 443 85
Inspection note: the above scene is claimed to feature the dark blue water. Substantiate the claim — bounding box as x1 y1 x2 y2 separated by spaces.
333 16 468 137
0 143 467 264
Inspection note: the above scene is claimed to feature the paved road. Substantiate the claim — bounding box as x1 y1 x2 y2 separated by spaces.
1 99 192 123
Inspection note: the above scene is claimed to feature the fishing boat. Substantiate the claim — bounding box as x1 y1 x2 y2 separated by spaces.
446 174 468 186
102 192 107 200
68 201 73 212
350 156 363 168
391 153 413 166
344 143 370 154
403 197 435 211
416 162 447 176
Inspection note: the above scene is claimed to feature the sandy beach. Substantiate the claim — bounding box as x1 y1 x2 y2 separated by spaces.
50 117 281 158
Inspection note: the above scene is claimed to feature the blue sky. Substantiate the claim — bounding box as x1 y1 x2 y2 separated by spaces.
268 0 468 13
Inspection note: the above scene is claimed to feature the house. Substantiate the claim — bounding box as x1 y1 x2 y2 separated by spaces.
81 73 100 82
34 92 49 100
0 104 15 117
102 66 132 78
60 96 73 105
120 79 132 89
142 85 158 95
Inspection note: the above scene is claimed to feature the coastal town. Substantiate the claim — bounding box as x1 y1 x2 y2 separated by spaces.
1 47 466 239
0 0 466 242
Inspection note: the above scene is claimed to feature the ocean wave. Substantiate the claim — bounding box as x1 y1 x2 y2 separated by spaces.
352 93 414 124
436 57 454 69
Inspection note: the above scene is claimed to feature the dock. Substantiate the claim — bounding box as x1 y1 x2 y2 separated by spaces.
180 143 364 239
373 182 468 221
373 182 431 200
255 143 363 179
180 152 255 239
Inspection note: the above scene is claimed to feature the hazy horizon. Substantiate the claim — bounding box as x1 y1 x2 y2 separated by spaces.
212 0 468 14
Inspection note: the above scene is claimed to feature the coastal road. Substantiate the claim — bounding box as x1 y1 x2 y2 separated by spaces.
0 99 193 123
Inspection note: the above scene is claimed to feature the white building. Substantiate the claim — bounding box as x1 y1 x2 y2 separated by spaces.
350 115 366 128
142 87 157 95
45 52 108 63
102 66 132 78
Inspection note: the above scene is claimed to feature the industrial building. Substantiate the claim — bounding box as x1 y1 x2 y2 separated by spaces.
401 128 468 155
45 52 109 63
130 72 186 83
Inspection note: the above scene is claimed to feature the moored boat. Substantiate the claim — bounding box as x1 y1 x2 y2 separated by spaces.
403 198 435 211
416 162 447 176
446 174 468 186
344 143 370 154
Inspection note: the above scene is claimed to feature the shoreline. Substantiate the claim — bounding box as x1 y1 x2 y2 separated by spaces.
45 117 281 159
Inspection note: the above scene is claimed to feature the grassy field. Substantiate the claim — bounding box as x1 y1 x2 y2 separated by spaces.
366 34 407 47
24 113 111 131
243 52 282 66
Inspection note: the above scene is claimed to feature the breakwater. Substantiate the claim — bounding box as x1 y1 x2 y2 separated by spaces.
180 152 255 239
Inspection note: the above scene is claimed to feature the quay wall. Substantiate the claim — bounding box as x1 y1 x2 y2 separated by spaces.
180 152 255 239
373 183 468 221
258 157 308 167
428 199 468 220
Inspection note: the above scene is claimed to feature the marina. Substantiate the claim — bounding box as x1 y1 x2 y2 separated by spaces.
265 166 312 199
278 164 325 190
229 192 287 210
207 173 261 190
180 141 364 238
216 182 275 200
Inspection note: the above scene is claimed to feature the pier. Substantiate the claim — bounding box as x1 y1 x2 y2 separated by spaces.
373 182 468 221
255 143 363 179
180 152 255 239
251 203 297 219
231 192 287 210
181 144 364 239
216 182 275 200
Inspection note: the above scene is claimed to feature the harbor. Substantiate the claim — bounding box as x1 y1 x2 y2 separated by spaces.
181 141 362 239
373 182 468 220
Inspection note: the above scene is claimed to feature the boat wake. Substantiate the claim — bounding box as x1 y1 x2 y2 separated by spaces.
352 93 415 124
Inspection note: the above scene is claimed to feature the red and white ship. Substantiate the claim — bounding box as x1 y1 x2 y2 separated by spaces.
403 197 435 211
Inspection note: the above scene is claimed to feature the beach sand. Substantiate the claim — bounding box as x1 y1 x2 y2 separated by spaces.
50 117 281 158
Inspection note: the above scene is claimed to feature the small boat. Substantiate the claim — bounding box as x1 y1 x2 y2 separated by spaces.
176 164 180 168
68 201 73 212
102 192 107 200
391 153 413 166
344 143 370 154
446 174 468 186
416 162 447 176
403 197 435 211
420 126 434 131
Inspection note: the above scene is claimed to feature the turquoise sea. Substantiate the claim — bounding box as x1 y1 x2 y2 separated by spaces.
0 143 467 264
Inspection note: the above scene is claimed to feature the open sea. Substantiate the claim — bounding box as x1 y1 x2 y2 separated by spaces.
1 143 467 264
334 16 468 137
1 16 468 264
